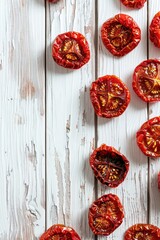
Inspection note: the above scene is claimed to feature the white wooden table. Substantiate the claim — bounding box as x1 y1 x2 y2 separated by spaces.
0 0 160 239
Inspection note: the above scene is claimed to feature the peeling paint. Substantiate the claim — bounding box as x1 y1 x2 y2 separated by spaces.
20 81 35 99
25 142 37 169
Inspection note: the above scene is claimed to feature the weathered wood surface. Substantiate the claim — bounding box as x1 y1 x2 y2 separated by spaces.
0 0 160 239
0 0 45 239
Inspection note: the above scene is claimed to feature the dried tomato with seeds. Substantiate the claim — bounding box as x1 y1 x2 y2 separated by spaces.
136 117 160 158
40 224 81 240
101 14 141 57
150 12 160 48
89 144 129 188
52 31 90 69
132 59 160 102
158 172 160 191
120 0 146 9
90 75 130 118
124 224 160 240
88 194 124 236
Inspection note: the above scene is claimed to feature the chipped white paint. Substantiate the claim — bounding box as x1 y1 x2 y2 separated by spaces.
46 1 95 239
148 0 160 228
97 0 148 239
1 0 160 239
0 0 45 239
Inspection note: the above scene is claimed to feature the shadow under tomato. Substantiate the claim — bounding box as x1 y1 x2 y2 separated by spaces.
79 207 95 240
149 170 160 214
114 0 122 10
125 73 148 112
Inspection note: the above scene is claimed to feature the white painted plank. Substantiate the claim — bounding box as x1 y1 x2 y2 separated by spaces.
46 1 95 239
148 0 160 227
0 0 45 239
97 0 148 239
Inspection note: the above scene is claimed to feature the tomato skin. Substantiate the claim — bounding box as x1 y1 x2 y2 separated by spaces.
120 0 146 9
101 14 141 57
52 31 90 69
40 224 81 240
150 12 160 48
132 59 160 102
158 172 160 191
90 144 129 188
48 0 59 3
88 194 124 236
90 75 130 118
124 224 160 240
136 117 160 158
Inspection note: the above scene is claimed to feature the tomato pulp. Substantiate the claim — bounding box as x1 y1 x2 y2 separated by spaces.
90 75 130 118
120 0 146 9
124 224 160 240
150 12 160 48
40 224 81 240
88 194 124 236
101 14 141 57
90 144 129 187
52 31 90 69
133 59 160 102
136 117 160 158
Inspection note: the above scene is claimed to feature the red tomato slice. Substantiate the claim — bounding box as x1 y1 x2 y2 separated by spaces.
132 59 160 102
150 12 160 48
90 75 130 118
158 172 160 191
40 224 81 240
124 224 160 240
52 31 90 69
101 14 141 57
88 194 124 236
89 144 129 188
120 0 146 9
136 117 160 158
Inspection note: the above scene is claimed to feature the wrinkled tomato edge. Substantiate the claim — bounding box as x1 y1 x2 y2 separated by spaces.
120 0 146 9
52 31 90 69
124 223 160 240
136 116 160 158
101 14 141 57
90 75 131 118
150 12 160 48
88 194 124 236
40 224 81 240
132 59 160 102
90 144 129 187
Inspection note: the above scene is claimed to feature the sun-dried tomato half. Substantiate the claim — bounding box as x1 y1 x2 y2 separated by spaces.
124 224 160 240
136 117 160 158
40 224 81 240
90 75 130 118
132 59 160 102
120 0 146 9
101 14 141 57
52 31 90 69
158 172 160 191
88 194 124 236
150 12 160 48
90 144 129 188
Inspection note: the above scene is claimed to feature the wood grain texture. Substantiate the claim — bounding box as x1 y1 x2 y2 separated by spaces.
46 1 95 239
0 0 45 239
97 0 148 239
1 0 160 239
148 0 160 227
